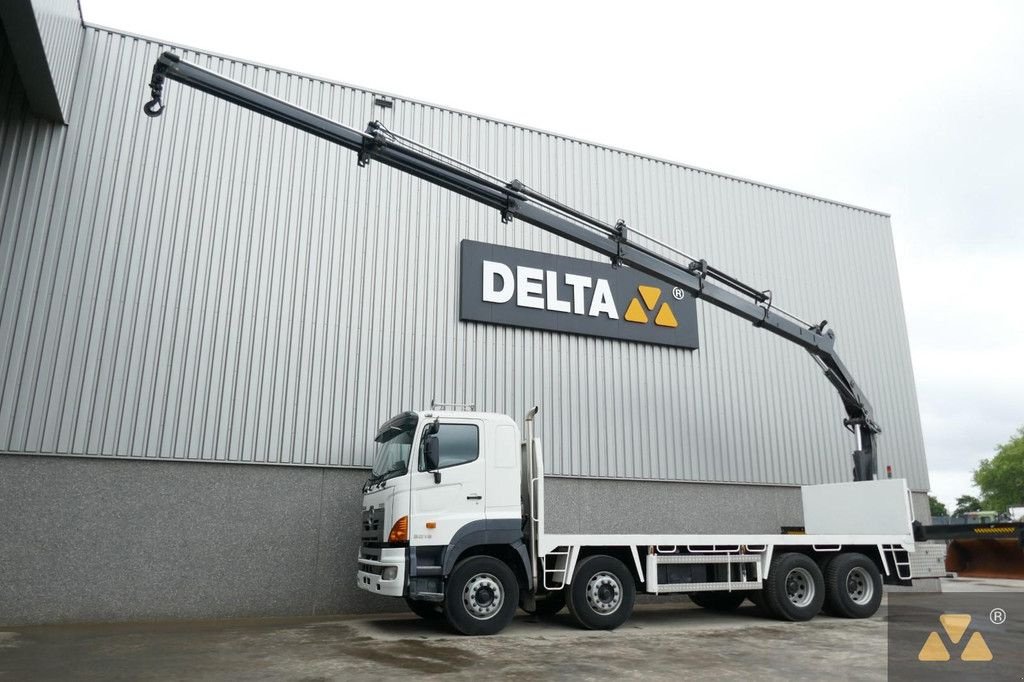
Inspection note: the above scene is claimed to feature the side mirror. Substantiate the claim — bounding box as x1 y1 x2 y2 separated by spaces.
423 435 441 483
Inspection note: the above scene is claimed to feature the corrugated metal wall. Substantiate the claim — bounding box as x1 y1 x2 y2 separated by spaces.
0 26 929 489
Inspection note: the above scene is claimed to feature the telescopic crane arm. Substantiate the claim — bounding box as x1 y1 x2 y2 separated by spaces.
142 52 881 482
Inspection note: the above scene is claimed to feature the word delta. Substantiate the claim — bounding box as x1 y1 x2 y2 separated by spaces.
459 239 699 349
481 261 618 319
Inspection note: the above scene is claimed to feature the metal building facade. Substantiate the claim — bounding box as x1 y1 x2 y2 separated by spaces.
0 25 928 490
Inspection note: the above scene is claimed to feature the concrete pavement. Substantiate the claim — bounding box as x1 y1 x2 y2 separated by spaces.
1 578 1020 681
0 602 889 681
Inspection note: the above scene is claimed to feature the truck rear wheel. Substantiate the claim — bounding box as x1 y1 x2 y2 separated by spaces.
444 555 519 636
815 553 841 615
747 589 769 615
763 553 825 621
566 555 635 630
689 590 747 611
823 553 883 618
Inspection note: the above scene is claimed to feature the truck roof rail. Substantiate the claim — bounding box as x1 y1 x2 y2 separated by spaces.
431 399 476 411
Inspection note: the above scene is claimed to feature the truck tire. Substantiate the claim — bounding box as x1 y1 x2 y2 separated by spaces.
762 553 825 621
443 555 519 636
815 553 839 616
521 591 566 617
689 590 747 611
566 555 635 630
823 553 883 618
405 597 444 620
747 589 769 615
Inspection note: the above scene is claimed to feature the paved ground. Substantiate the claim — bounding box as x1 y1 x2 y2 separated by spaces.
1 578 1018 681
939 576 1024 592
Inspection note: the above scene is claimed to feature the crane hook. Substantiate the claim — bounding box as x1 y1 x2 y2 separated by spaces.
143 97 164 117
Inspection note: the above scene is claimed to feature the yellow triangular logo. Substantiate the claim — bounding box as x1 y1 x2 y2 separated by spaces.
637 285 661 310
939 614 971 644
654 302 678 328
918 613 995 663
918 631 950 661
625 284 681 329
624 298 648 324
960 632 993 662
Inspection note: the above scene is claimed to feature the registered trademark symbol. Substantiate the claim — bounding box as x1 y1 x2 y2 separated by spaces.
672 287 685 300
990 607 1006 625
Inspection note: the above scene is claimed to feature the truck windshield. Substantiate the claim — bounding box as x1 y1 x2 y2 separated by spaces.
368 423 416 484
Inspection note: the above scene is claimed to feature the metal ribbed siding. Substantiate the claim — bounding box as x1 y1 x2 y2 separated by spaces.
0 26 929 490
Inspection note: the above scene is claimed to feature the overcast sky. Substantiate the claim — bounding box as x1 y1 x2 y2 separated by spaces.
80 0 1024 511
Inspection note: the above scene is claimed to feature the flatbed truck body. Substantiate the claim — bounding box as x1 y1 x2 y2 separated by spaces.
357 408 914 634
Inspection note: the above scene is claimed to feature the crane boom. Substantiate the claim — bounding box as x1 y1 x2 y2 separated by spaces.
142 52 881 481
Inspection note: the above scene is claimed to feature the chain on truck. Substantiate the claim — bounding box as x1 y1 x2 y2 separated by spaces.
141 52 973 636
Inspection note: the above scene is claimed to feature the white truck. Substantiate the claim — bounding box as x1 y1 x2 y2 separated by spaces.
356 406 914 635
142 53 918 636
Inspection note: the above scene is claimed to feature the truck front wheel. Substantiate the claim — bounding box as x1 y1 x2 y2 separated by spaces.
444 555 519 636
566 555 636 630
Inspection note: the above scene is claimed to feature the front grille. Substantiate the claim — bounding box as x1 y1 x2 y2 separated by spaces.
359 562 385 576
357 546 385 576
361 506 385 545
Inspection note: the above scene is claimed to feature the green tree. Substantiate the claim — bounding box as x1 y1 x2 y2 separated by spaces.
974 426 1024 512
953 494 983 517
928 495 948 517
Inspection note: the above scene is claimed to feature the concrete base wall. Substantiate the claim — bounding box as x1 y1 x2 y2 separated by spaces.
0 455 391 626
0 455 931 626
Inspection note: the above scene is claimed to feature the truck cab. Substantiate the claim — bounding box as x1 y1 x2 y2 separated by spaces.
357 409 532 631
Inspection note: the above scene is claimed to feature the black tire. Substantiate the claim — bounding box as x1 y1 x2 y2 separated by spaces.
521 591 566 617
689 590 747 612
747 589 768 614
443 555 520 636
566 555 636 630
823 552 883 619
762 553 825 622
816 554 839 616
816 553 838 578
405 597 444 620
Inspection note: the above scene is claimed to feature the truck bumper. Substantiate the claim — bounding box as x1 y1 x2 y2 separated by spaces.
357 547 406 597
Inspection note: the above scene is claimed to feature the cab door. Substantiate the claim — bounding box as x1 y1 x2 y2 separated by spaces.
409 419 486 547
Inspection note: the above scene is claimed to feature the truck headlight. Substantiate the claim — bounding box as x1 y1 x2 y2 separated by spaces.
382 566 398 580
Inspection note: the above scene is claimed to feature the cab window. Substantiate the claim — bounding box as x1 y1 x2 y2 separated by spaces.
420 424 479 470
